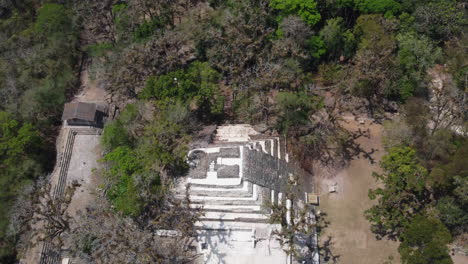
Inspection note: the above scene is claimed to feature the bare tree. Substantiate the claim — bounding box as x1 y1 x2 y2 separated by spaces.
266 183 320 263
427 66 466 135
29 181 78 249
67 185 202 264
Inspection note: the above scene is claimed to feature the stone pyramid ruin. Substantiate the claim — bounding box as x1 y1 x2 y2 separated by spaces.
177 124 319 264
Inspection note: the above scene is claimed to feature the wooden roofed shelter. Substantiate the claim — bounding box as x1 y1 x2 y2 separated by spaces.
61 102 98 126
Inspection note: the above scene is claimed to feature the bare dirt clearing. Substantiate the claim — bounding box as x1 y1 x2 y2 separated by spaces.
67 134 103 218
316 119 400 264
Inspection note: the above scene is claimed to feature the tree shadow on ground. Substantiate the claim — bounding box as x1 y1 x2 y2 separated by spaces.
341 128 378 164
316 212 340 264
196 219 231 264
319 236 340 264
316 127 378 170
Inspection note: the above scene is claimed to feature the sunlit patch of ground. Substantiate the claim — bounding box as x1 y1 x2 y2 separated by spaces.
316 118 400 264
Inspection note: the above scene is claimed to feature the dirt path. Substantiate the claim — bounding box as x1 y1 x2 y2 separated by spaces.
316 119 400 264
73 68 108 103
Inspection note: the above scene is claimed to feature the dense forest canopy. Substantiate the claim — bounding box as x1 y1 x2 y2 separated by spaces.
0 0 466 263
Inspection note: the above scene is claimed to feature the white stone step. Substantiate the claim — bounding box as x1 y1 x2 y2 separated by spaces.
189 177 242 186
189 181 254 197
197 228 255 242
189 184 259 202
190 204 263 213
201 211 269 222
195 221 281 231
190 180 250 191
190 198 260 206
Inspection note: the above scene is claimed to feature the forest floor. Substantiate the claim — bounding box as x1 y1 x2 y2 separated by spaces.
315 117 401 264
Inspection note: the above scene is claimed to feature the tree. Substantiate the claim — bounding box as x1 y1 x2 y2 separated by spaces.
401 98 429 149
347 14 401 115
267 183 320 263
354 0 401 15
33 3 73 38
453 175 468 206
436 196 468 232
0 112 41 166
140 61 223 117
426 65 466 136
29 182 77 250
399 215 453 264
101 120 131 150
428 143 468 200
413 0 465 41
273 16 313 62
137 99 191 175
0 112 43 259
104 30 195 97
307 35 327 60
319 17 356 60
366 146 429 239
396 32 441 99
102 146 144 216
100 100 192 216
276 91 323 134
269 0 322 26
68 192 202 264
443 35 468 92
189 0 274 81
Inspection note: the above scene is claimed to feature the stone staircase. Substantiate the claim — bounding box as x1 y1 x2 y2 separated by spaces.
39 127 101 264
177 129 293 263
182 134 287 223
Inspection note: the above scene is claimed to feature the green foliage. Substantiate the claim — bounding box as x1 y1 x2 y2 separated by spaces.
276 91 323 133
133 18 164 41
0 112 41 166
111 3 128 14
141 70 186 100
397 79 417 101
103 146 143 216
453 175 468 206
413 0 465 41
33 3 72 37
318 63 342 85
101 100 190 216
112 3 131 41
101 121 131 150
269 0 321 25
307 35 326 59
101 104 139 150
399 216 453 264
354 14 396 53
396 32 441 98
444 35 468 91
349 14 402 104
319 17 356 60
86 42 114 57
0 112 43 259
354 0 401 15
366 146 429 238
427 141 468 193
140 61 223 117
137 99 191 174
436 196 468 230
